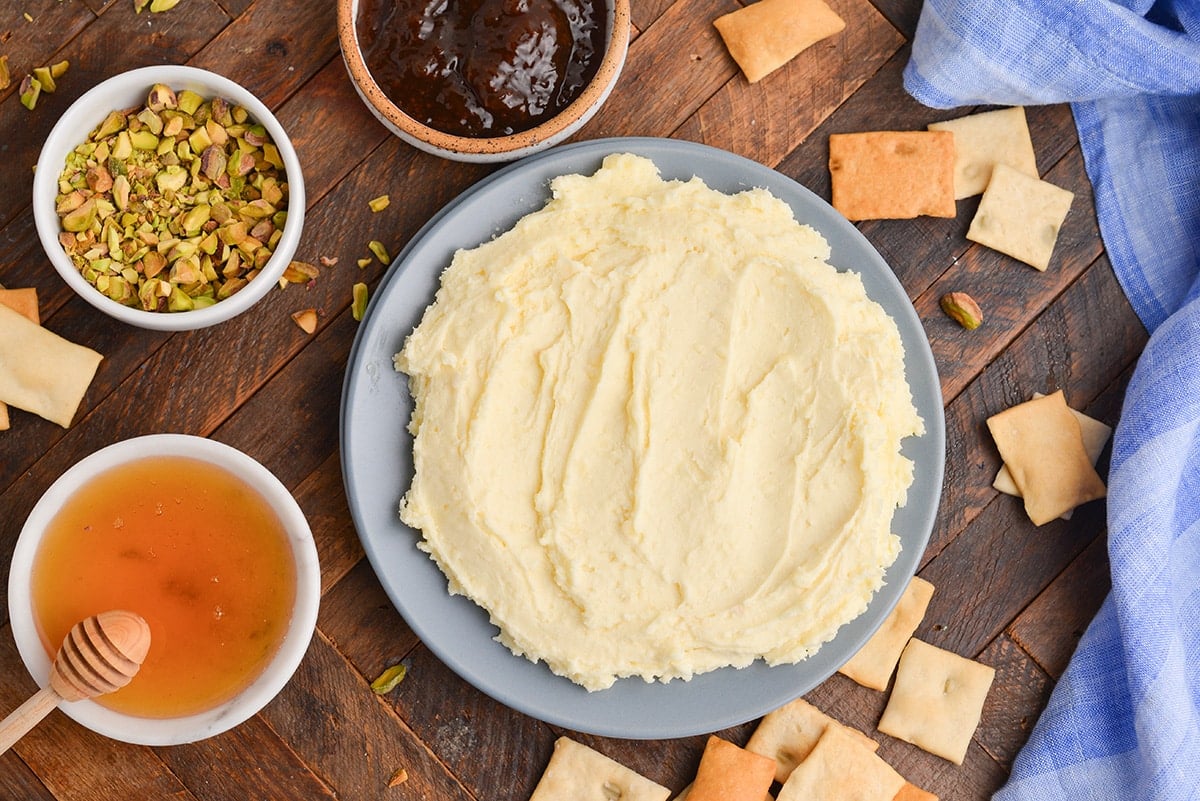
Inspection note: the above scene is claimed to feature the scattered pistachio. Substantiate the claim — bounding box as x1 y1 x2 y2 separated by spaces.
352 282 369 322
370 663 407 694
291 308 318 334
19 74 41 110
368 194 390 212
50 60 69 79
54 84 290 312
356 257 372 269
367 239 390 264
940 291 983 330
387 768 409 788
281 260 319 285
33 65 56 93
0 55 11 91
319 255 338 267
149 0 181 10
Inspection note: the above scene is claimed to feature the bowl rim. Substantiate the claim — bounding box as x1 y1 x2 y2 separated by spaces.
336 0 631 156
32 65 306 332
7 433 321 746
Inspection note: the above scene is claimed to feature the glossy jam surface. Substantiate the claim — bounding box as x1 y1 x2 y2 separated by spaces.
31 456 297 718
357 0 606 136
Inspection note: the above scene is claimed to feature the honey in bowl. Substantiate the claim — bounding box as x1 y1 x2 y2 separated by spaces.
30 455 297 718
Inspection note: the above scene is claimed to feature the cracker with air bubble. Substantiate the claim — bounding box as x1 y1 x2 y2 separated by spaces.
829 131 957 221
746 696 878 784
986 390 1107 525
839 576 935 691
530 737 671 801
776 724 906 801
0 303 102 429
687 736 776 801
966 164 1073 270
714 0 845 84
994 392 1111 520
928 107 1037 199
877 639 995 765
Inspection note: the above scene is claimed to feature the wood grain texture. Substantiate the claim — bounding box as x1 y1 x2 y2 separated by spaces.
0 0 1146 798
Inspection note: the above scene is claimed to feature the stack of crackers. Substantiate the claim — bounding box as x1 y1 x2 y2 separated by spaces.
527 576 997 801
0 287 103 431
829 107 1075 272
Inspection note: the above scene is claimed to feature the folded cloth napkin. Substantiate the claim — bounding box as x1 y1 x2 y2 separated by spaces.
903 1 1200 799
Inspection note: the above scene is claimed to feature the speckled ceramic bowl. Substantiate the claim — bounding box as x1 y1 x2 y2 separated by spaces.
337 0 630 163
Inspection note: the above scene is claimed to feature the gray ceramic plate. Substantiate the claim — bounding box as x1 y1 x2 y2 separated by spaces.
339 137 944 739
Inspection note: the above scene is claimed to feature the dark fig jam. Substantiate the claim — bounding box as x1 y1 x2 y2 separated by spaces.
357 0 607 137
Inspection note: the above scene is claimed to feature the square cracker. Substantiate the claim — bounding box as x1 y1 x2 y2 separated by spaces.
986 390 1107 525
966 164 1074 270
714 0 845 84
0 288 40 431
776 724 905 801
877 639 995 765
746 696 878 784
829 131 956 221
0 303 102 429
928 107 1037 199
839 576 935 691
530 737 670 801
994 392 1111 520
688 736 776 801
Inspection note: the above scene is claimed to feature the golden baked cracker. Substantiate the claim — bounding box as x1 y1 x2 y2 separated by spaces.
530 737 671 801
986 390 1107 525
966 164 1074 270
714 0 845 84
776 724 906 801
688 736 776 801
746 696 878 784
928 107 1038 199
0 303 102 429
0 287 40 431
894 782 939 801
828 131 957 221
838 575 935 691
877 639 995 765
994 392 1111 521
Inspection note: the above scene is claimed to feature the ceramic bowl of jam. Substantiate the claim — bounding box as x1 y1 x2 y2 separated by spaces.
338 0 631 162
7 434 321 745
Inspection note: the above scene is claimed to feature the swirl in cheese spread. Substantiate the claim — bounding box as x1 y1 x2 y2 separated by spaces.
395 154 924 691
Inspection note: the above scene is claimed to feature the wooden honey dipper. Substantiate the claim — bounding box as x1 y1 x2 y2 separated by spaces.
0 610 151 755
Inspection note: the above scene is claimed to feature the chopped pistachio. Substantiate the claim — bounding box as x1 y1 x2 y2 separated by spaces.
282 260 319 284
387 768 409 788
33 66 55 93
368 240 390 264
0 55 10 91
370 663 406 694
319 255 339 267
149 0 181 11
19 75 41 110
368 194 390 212
177 89 203 116
291 308 318 334
50 60 69 79
352 282 369 321
356 257 372 269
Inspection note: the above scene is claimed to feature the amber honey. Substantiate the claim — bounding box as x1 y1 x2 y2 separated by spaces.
31 455 297 718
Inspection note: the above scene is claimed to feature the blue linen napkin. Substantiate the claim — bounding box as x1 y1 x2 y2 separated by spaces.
902 1 1200 798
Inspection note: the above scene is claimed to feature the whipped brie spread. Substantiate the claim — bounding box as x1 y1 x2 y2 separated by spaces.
395 153 924 690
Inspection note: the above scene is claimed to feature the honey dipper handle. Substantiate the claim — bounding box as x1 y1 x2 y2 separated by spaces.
0 686 62 756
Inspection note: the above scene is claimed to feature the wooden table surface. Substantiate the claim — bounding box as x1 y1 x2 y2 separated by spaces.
0 0 1147 798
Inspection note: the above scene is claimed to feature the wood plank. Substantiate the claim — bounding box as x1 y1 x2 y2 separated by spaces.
0 751 57 801
0 624 198 801
319 560 554 801
293 453 366 596
925 254 1145 566
579 0 742 140
673 0 904 167
258 631 476 801
974 634 1052 769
